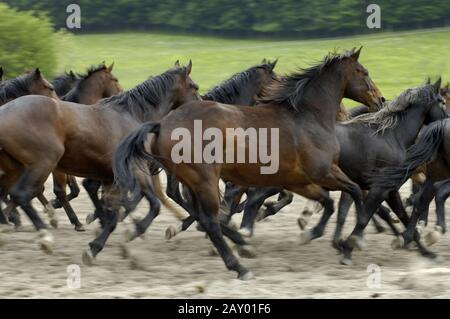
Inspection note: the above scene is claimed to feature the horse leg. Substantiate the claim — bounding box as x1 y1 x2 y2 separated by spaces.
82 183 119 264
191 184 252 280
434 179 450 235
239 187 282 237
384 191 437 260
36 192 59 229
332 191 353 250
289 184 334 244
260 190 293 220
53 172 84 231
82 178 103 225
9 168 54 253
339 186 385 265
403 178 435 246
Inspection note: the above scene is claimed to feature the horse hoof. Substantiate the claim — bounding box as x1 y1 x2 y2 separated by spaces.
350 235 366 251
75 225 86 232
238 228 252 238
299 230 312 245
297 217 308 230
50 219 58 229
340 257 353 266
165 226 178 240
391 236 405 250
86 213 96 225
238 270 255 281
82 250 94 266
236 245 257 259
424 229 442 247
38 229 54 255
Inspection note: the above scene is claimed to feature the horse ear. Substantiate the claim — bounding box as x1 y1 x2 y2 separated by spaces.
185 60 192 76
261 58 267 64
351 46 362 61
108 62 114 72
0 67 3 80
269 58 278 71
425 77 431 85
433 77 442 93
174 60 181 68
34 68 42 79
69 70 76 78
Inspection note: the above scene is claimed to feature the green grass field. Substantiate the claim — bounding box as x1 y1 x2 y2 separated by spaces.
58 28 450 106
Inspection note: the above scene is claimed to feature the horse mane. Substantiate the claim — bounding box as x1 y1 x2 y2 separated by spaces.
62 64 107 102
52 71 79 97
203 62 274 104
98 67 186 121
345 85 437 134
260 50 356 112
0 72 35 105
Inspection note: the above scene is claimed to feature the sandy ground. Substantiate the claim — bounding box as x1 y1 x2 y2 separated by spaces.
1 177 450 299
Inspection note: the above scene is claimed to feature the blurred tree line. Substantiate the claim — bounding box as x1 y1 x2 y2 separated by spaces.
0 3 58 78
5 0 449 37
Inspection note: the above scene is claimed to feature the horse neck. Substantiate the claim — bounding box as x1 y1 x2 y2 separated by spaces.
390 106 427 147
236 81 261 105
300 71 344 129
78 78 104 105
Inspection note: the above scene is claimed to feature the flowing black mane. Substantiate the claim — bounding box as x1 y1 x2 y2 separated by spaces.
203 62 274 104
261 50 355 112
62 64 107 103
0 72 36 105
98 67 186 120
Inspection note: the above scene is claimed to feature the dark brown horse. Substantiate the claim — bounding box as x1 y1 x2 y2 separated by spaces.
48 63 123 231
0 62 200 256
113 48 384 279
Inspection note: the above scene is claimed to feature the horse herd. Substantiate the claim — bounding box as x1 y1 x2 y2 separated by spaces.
1 47 450 280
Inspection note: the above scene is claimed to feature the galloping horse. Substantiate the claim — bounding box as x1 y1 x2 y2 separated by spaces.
164 60 279 241
113 48 384 279
0 62 200 257
49 63 123 231
339 80 447 264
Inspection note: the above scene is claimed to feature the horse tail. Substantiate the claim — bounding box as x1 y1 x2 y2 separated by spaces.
370 119 447 190
152 174 187 220
113 122 162 196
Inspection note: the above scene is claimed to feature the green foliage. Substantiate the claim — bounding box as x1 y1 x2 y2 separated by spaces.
4 0 450 37
0 3 59 78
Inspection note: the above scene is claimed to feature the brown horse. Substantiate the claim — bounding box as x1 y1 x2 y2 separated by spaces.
0 62 200 255
0 68 57 105
47 63 123 231
113 48 384 279
0 69 57 225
